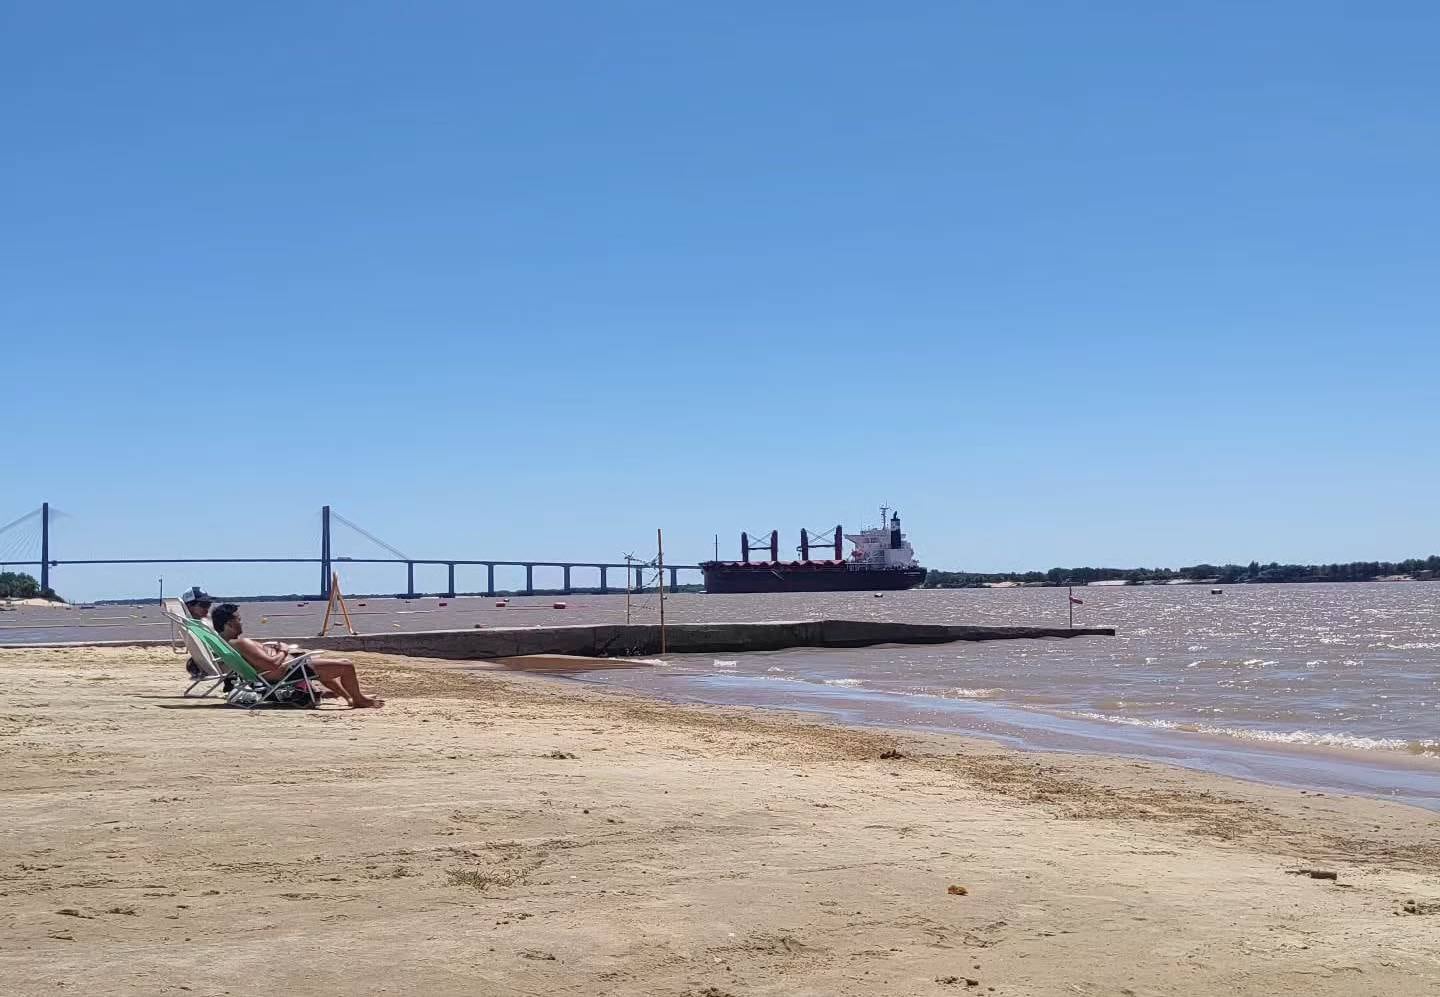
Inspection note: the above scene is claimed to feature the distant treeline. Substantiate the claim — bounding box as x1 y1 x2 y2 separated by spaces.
922 556 1440 588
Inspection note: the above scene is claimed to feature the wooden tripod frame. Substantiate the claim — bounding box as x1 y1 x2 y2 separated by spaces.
319 572 356 636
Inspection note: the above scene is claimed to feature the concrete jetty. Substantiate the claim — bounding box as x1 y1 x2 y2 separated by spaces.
301 619 1115 660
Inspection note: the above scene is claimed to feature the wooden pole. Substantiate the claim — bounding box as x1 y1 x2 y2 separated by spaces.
336 572 354 634
1068 585 1074 629
657 528 666 655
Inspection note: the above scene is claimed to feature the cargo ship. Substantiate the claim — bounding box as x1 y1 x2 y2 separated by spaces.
701 508 926 594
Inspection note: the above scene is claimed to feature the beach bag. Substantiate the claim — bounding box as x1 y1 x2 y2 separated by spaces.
226 686 264 708
271 682 317 708
225 682 315 709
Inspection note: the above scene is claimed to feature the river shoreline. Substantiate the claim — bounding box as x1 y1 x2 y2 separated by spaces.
568 666 1440 811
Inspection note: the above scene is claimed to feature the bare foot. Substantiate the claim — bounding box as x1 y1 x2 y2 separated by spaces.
351 697 385 709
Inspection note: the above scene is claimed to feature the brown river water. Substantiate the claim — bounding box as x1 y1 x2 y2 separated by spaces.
6 582 1439 806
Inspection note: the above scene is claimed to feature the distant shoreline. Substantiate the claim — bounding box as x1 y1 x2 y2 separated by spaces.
925 575 1439 590
66 574 1440 604
923 555 1439 589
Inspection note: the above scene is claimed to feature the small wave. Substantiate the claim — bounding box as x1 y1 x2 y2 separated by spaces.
712 659 738 669
943 687 1001 699
1066 711 1440 756
823 678 863 687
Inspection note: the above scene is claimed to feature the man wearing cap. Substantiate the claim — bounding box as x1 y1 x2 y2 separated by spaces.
180 587 217 681
182 587 216 627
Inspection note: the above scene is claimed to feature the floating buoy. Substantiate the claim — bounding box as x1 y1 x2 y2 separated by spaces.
552 601 567 609
260 617 268 624
357 601 367 607
874 592 884 598
438 601 448 607
297 602 307 607
496 600 508 607
392 622 402 628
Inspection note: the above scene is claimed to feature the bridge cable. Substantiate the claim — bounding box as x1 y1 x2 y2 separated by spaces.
0 508 40 537
330 511 412 561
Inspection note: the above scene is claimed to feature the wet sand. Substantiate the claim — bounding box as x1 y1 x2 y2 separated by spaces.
591 668 1440 811
2 644 1439 995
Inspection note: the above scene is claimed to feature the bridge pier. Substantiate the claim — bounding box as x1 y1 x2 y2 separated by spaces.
446 562 456 599
634 566 645 593
406 561 415 598
319 505 330 599
562 565 571 595
486 563 495 598
599 565 608 594
40 502 49 596
525 564 534 596
668 566 679 591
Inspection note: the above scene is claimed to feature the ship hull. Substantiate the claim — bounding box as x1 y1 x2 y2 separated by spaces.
700 563 926 594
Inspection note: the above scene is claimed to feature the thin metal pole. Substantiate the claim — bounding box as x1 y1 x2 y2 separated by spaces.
158 577 164 605
657 528 666 655
1068 585 1074 629
625 554 633 624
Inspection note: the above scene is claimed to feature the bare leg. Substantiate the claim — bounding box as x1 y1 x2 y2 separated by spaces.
311 671 349 702
308 657 384 708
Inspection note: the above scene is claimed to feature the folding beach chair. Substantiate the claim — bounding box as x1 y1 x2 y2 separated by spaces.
180 619 320 710
162 601 231 698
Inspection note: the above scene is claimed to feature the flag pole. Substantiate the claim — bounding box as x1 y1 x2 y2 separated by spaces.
657 528 667 655
624 553 634 624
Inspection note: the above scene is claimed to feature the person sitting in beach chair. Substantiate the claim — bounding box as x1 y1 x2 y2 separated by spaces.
179 587 217 681
210 603 384 709
182 586 215 626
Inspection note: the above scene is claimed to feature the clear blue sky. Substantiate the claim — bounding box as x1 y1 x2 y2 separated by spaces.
4 2 1438 599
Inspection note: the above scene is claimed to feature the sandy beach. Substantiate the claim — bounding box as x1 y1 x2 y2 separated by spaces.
2 646 1438 996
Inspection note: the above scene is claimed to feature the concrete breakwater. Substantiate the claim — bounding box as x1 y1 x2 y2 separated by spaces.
302 619 1115 660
